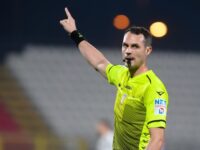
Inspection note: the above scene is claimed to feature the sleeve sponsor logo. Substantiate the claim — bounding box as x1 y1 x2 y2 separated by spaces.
154 99 167 115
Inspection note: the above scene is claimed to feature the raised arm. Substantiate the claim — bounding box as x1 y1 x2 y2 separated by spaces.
60 8 110 78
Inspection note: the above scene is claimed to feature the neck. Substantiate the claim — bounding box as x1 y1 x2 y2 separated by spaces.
129 64 149 78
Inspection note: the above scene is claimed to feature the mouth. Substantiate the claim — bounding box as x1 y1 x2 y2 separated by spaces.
123 57 135 63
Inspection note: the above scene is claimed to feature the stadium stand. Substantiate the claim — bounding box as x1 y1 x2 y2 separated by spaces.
6 45 200 150
0 65 64 150
0 101 20 132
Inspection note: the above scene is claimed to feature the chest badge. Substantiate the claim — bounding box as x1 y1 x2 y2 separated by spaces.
120 94 127 104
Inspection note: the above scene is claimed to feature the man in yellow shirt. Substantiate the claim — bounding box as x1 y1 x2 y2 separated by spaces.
60 8 169 150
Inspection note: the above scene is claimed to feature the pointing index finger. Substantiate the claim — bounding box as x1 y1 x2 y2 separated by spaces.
65 7 72 19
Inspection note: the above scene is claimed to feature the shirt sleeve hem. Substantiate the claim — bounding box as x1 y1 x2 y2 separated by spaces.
106 63 114 84
147 120 166 128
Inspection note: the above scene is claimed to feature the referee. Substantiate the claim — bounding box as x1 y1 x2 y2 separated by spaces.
60 8 169 150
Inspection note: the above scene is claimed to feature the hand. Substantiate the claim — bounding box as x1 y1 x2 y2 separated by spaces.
60 7 77 33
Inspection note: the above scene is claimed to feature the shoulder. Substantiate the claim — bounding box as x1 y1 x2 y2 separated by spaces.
147 71 167 89
106 64 127 73
106 64 128 86
145 71 168 97
106 64 128 78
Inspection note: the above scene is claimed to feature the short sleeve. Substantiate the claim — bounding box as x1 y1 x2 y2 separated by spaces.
144 85 169 128
106 64 127 86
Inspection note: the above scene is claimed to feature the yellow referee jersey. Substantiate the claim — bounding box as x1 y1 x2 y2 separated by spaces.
106 64 169 150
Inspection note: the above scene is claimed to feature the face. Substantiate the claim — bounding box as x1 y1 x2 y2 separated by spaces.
96 122 107 136
122 32 152 70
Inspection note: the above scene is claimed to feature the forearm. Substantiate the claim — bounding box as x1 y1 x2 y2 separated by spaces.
146 138 164 150
146 127 165 150
78 40 110 76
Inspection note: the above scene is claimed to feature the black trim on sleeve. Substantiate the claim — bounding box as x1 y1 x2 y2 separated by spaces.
147 119 166 125
108 65 116 73
146 75 151 84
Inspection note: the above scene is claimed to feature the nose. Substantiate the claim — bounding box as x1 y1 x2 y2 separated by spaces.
125 47 132 56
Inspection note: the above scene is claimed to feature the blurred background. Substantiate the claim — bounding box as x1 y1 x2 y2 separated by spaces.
0 0 200 149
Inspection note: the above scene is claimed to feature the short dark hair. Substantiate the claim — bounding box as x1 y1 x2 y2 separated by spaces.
125 26 152 47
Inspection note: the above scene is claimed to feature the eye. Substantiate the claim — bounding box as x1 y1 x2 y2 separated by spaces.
131 44 139 48
122 43 128 48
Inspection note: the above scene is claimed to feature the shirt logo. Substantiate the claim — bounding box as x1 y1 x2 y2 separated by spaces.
157 91 165 96
154 99 167 115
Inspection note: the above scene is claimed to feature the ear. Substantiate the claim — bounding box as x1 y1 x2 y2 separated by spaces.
145 46 152 56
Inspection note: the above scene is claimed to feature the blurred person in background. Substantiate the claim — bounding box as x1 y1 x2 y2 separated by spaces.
60 8 169 150
96 119 113 150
